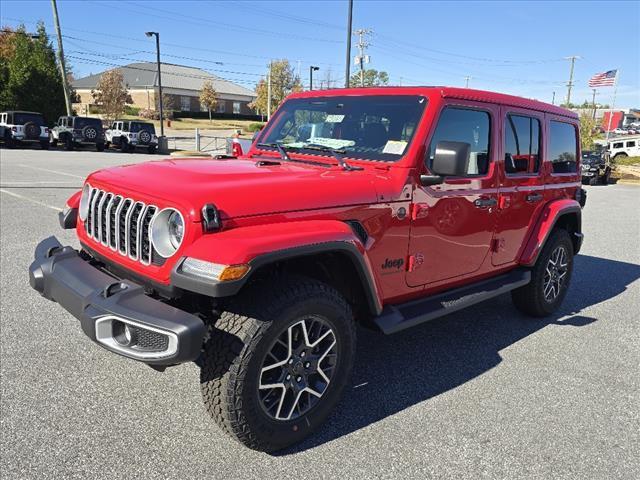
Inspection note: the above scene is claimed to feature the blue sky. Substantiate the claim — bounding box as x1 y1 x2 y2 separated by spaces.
2 0 639 106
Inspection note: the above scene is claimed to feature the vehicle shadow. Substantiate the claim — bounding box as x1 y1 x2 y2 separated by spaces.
276 254 640 455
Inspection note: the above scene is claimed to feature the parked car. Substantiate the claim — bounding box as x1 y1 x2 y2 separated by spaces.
51 116 105 151
29 87 585 452
612 128 626 136
105 120 158 153
581 150 610 185
608 137 640 160
0 111 49 149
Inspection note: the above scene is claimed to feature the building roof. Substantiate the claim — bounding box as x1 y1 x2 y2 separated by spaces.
72 62 256 98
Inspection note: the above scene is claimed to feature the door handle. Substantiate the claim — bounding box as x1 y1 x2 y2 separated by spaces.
526 193 543 203
474 197 497 208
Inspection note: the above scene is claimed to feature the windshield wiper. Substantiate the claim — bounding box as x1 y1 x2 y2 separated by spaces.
256 142 290 161
255 142 330 168
298 144 363 171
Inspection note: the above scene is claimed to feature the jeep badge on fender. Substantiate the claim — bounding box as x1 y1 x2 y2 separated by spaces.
28 86 584 452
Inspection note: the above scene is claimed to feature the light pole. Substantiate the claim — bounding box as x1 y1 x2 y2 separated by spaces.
145 31 164 138
345 0 353 88
309 66 319 90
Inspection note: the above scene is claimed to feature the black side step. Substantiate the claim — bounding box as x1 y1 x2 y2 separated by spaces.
374 269 531 334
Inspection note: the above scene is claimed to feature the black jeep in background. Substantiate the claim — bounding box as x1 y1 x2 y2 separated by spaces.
581 150 611 185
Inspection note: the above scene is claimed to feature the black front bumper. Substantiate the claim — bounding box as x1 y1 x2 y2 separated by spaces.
28 236 206 365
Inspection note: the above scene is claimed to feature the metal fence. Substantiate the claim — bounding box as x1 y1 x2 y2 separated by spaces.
165 129 229 154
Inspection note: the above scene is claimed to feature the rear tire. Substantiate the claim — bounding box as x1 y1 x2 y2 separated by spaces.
40 140 49 150
600 169 611 185
200 276 356 452
147 145 156 154
120 137 129 153
512 229 574 317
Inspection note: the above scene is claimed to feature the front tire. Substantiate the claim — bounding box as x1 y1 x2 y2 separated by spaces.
147 145 156 154
200 276 356 452
64 134 73 151
512 229 574 317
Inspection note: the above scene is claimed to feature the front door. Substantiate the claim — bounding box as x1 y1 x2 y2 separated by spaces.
492 107 546 266
407 102 499 287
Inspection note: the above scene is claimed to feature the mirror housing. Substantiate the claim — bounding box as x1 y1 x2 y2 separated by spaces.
431 141 471 177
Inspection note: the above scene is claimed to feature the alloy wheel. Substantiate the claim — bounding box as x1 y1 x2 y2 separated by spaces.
543 245 568 302
258 316 338 421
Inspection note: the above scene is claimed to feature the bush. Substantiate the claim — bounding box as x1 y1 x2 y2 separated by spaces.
246 122 265 132
124 105 140 115
138 108 159 120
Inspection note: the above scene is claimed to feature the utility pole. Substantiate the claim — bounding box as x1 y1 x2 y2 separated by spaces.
552 91 556 105
591 88 598 121
464 76 472 88
344 0 353 88
354 28 372 87
267 61 272 120
50 0 72 116
564 55 580 106
309 66 319 91
145 32 164 138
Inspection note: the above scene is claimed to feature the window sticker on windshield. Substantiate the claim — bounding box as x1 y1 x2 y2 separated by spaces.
308 137 355 149
382 140 408 155
325 114 345 123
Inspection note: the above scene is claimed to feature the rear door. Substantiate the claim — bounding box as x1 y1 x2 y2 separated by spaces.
407 101 499 286
492 107 546 265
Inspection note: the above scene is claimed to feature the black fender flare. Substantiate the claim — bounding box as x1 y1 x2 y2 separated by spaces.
171 241 383 316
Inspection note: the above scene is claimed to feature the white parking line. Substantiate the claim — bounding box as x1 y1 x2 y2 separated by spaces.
0 188 63 211
17 164 85 179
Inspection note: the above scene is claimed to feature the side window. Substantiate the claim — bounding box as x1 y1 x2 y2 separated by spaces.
626 141 636 148
549 121 578 174
121 122 128 132
111 122 117 130
504 114 541 174
612 142 623 149
427 107 491 176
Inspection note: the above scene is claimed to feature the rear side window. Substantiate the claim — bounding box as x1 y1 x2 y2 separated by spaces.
505 114 540 174
626 141 636 147
549 121 577 174
427 107 491 175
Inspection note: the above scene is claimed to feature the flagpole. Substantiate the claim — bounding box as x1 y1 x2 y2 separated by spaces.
605 69 620 144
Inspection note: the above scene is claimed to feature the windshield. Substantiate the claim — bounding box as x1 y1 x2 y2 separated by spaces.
257 95 427 162
130 122 155 133
14 113 44 125
74 117 102 129
582 152 602 164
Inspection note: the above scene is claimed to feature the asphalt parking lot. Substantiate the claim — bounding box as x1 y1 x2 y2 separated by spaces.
1 148 639 479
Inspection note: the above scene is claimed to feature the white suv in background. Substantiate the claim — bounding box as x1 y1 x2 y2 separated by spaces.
0 111 49 149
105 120 158 154
609 137 640 160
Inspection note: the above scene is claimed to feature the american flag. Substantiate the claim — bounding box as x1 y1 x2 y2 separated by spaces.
588 70 618 87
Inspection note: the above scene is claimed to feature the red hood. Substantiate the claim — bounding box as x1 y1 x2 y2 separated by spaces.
87 157 381 221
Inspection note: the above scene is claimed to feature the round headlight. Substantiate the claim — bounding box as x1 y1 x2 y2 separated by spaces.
79 183 92 221
150 208 185 258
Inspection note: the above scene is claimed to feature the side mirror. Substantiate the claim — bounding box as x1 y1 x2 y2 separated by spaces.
431 141 471 177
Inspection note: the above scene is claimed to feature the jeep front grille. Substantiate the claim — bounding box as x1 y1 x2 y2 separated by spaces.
85 188 158 265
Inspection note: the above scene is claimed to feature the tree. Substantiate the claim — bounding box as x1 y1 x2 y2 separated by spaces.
251 60 302 115
0 23 67 124
91 69 132 123
349 69 389 88
199 80 218 122
578 110 602 151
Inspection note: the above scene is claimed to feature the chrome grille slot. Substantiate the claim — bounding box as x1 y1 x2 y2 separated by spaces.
140 206 157 265
128 202 144 260
84 188 158 265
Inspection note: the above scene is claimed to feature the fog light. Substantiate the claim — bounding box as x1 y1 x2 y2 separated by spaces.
180 257 249 282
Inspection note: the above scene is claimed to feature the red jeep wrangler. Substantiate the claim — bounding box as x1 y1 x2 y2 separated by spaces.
29 87 585 451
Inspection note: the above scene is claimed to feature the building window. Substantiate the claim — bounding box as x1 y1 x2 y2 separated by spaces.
233 102 241 114
180 96 191 111
549 121 578 174
217 102 226 113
